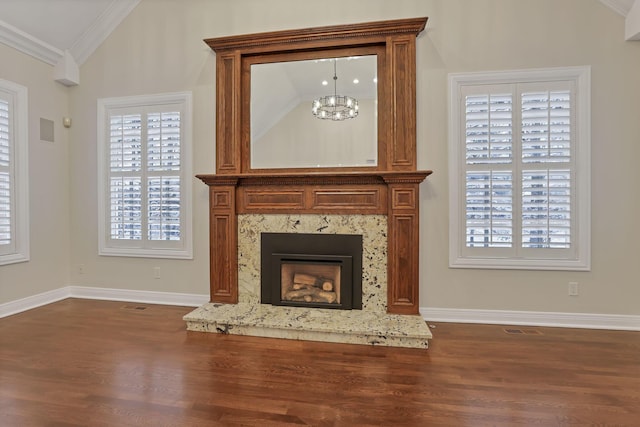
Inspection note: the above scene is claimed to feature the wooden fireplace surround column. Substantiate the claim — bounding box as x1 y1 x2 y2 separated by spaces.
198 17 431 315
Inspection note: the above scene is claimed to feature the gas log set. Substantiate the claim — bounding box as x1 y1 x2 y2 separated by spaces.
283 273 338 304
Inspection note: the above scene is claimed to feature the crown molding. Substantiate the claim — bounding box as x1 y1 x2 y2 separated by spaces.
626 0 640 39
600 0 635 16
70 0 140 65
0 0 139 68
0 18 63 65
601 0 640 41
0 1 634 69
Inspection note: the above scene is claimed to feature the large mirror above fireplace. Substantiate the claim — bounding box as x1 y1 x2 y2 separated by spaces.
250 54 378 169
203 17 428 174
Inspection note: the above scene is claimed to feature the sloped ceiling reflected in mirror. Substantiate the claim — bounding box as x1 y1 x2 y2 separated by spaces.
250 55 378 169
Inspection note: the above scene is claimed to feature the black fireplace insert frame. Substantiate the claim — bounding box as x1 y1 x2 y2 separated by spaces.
260 233 363 310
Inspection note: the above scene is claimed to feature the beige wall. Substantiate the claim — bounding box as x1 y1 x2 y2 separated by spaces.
0 43 71 304
4 0 639 316
417 0 640 315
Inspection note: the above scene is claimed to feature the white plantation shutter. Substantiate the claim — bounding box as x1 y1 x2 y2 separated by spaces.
0 80 28 265
521 90 571 163
110 114 143 240
464 89 514 249
466 171 513 248
0 99 11 249
520 85 573 250
521 85 573 249
98 93 192 259
147 112 181 241
449 67 590 270
465 93 513 165
522 170 571 249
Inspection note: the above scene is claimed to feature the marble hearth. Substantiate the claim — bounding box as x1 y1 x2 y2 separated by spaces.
184 214 432 348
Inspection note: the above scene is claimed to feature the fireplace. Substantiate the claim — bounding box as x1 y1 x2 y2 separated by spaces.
185 213 432 348
261 233 362 310
184 18 433 348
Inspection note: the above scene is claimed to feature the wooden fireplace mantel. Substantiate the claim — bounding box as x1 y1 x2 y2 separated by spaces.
197 170 431 314
197 170 431 215
200 17 430 315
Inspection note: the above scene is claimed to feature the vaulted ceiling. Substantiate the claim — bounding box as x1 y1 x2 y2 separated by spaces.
0 0 139 64
0 0 637 86
0 0 139 85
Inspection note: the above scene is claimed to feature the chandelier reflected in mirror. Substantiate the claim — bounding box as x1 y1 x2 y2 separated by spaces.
312 59 359 121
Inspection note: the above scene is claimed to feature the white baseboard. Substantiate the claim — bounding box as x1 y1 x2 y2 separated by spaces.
3 289 638 332
0 286 209 319
421 307 640 331
0 287 70 318
69 286 209 307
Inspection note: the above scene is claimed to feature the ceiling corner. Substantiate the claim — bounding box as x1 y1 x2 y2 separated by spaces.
625 0 640 39
599 0 636 16
69 0 141 65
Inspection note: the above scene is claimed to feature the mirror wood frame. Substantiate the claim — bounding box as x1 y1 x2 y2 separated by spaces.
204 17 428 175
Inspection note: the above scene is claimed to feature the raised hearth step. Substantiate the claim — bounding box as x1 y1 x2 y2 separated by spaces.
183 303 431 349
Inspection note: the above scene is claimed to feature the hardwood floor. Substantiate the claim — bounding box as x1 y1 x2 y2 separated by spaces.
0 299 638 426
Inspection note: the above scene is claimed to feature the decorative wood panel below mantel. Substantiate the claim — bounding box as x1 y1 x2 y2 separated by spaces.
197 170 431 314
197 171 430 214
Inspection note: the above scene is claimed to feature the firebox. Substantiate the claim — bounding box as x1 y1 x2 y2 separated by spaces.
261 233 363 310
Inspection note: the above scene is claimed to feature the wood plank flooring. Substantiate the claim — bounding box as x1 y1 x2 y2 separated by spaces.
1 298 638 426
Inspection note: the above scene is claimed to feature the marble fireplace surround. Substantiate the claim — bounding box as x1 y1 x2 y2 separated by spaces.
238 214 386 311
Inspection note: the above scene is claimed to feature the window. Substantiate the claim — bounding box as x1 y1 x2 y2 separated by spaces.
448 67 590 270
98 92 192 259
0 79 29 266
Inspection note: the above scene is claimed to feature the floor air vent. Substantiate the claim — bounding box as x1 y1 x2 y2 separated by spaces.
122 305 148 311
504 328 543 335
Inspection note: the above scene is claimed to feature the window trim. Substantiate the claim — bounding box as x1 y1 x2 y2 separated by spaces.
0 78 29 266
97 92 193 259
448 66 591 271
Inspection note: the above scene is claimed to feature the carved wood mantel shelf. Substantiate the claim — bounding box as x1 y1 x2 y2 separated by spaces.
197 170 431 213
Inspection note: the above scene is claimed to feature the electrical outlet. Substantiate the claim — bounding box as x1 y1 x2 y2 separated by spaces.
568 282 579 296
78 264 85 275
153 267 161 279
